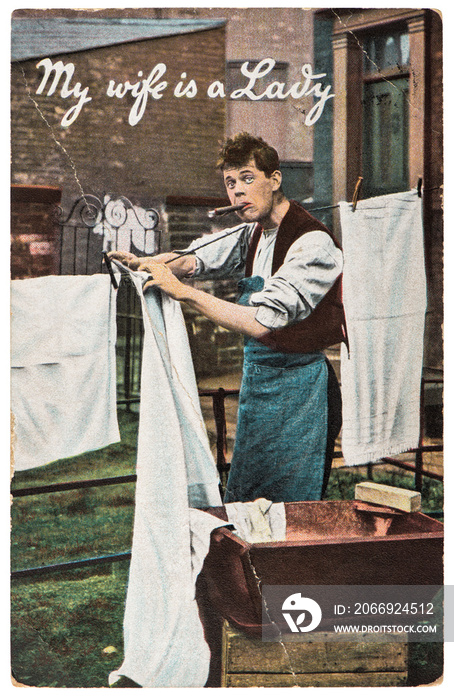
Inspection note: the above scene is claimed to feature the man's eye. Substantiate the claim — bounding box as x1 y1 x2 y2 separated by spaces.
226 181 235 189
244 176 254 184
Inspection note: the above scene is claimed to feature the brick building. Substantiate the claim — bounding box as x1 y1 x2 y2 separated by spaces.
11 16 227 215
11 185 62 280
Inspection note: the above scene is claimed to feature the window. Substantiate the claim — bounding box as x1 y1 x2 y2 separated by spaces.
363 29 410 74
361 27 410 197
280 162 313 203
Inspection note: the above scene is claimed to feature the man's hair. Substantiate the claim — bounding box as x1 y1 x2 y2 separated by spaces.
217 132 280 177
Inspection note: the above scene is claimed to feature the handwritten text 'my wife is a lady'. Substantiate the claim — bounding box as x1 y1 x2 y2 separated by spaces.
35 57 334 127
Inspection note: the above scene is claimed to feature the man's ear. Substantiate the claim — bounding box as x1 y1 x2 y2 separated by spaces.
270 170 282 191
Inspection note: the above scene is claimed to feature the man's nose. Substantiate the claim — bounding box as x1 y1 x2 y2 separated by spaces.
234 183 245 198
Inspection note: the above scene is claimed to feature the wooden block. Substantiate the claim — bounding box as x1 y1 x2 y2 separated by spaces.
225 671 408 687
221 622 408 688
225 628 407 674
355 482 421 513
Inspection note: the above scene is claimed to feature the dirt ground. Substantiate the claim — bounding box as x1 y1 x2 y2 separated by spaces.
197 367 443 483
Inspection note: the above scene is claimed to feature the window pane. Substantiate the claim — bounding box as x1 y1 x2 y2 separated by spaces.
384 36 398 68
363 29 409 73
400 33 410 66
362 77 409 196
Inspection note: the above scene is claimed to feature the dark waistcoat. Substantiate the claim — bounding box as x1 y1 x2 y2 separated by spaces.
245 200 347 354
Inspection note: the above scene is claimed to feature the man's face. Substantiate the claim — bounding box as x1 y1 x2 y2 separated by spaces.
223 158 281 225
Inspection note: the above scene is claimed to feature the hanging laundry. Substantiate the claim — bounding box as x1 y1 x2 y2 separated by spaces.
11 274 120 471
339 189 427 465
109 264 224 688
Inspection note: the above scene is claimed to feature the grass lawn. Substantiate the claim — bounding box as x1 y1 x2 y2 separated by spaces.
11 569 129 688
10 408 443 688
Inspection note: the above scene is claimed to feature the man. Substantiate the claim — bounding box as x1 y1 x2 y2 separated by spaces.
109 133 345 503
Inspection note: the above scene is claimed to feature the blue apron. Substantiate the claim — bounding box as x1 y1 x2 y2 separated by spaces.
223 276 328 504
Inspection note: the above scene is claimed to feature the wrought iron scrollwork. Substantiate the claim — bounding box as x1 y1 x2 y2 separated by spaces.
104 197 128 229
58 192 161 277
59 194 159 232
58 195 104 228
52 204 64 225
104 195 159 231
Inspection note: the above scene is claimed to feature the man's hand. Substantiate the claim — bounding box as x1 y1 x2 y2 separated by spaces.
107 250 172 270
108 250 196 278
139 260 186 299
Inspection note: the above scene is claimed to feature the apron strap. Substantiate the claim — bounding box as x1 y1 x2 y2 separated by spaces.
245 223 263 277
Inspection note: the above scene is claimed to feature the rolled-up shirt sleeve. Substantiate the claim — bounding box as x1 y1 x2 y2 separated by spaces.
250 230 343 330
177 223 254 280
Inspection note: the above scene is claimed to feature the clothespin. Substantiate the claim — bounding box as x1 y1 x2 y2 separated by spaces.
352 177 363 212
102 251 119 289
417 178 423 198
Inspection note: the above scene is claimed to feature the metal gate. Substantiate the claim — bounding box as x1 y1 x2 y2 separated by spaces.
58 194 161 406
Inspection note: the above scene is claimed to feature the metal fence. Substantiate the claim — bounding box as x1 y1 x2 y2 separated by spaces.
58 194 161 275
58 194 161 405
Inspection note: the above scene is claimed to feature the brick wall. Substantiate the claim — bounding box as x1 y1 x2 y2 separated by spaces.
12 7 318 165
11 185 62 279
11 26 226 214
161 7 316 162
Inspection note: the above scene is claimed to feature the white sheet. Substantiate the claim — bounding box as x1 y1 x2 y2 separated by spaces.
11 274 120 470
339 190 427 465
109 265 223 688
225 498 286 544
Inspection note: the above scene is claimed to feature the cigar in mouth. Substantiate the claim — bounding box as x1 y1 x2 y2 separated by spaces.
207 203 248 218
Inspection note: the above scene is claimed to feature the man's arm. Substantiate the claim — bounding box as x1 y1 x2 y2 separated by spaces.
109 222 252 283
139 259 268 339
108 250 197 279
249 230 343 329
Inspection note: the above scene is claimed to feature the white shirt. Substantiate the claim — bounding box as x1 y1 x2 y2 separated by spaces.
182 222 343 330
252 227 278 278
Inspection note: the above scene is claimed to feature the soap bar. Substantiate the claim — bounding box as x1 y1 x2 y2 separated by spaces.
354 482 421 513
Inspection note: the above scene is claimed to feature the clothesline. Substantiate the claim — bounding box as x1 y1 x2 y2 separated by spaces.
307 183 442 214
102 183 442 284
